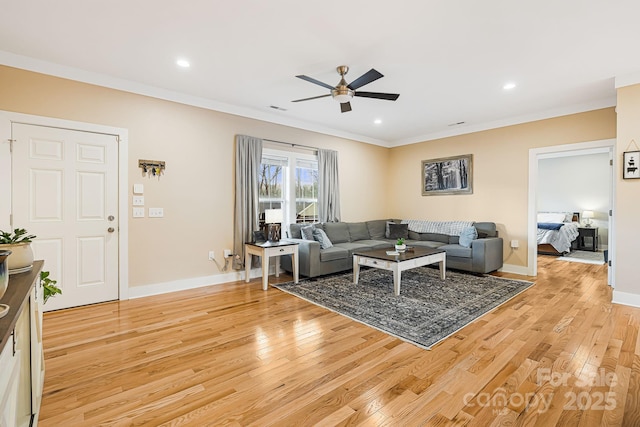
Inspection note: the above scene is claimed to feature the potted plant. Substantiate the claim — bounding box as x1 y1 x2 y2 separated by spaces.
395 237 407 253
0 228 36 273
40 271 62 304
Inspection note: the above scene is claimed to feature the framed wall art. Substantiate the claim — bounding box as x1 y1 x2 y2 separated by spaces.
422 154 473 196
623 151 640 179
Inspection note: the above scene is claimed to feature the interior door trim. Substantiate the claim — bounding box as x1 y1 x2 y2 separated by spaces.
2 110 129 300
528 138 616 285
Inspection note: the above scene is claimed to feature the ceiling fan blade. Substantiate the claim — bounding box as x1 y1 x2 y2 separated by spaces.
354 91 400 101
348 69 384 90
292 94 331 103
340 102 352 113
296 75 335 90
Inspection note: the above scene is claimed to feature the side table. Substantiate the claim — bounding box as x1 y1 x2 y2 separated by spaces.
576 227 598 252
245 241 299 290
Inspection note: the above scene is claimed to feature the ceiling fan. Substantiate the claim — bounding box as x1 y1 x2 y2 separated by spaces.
292 65 400 113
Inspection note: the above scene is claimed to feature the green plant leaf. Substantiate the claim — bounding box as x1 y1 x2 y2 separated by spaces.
41 270 61 304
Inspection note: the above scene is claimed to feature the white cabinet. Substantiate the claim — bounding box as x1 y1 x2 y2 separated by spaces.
0 337 21 427
0 261 45 427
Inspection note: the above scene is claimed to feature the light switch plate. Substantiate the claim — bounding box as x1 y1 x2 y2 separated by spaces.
148 207 164 218
133 207 144 218
133 195 144 206
133 184 144 194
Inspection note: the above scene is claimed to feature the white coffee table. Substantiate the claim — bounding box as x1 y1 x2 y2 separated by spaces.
353 247 446 296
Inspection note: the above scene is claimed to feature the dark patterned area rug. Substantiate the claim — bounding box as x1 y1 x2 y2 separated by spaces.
274 267 533 349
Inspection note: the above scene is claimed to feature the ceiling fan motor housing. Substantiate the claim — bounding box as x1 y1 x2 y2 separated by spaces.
332 66 353 102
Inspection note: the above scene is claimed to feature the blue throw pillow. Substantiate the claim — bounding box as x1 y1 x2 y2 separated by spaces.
312 228 333 249
459 226 478 248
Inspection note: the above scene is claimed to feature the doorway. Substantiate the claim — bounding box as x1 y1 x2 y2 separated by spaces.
528 139 615 286
1 111 129 310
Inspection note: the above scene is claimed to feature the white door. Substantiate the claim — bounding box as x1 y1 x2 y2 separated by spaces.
11 123 119 311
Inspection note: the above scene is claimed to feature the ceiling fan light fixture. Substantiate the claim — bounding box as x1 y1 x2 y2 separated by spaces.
331 87 354 103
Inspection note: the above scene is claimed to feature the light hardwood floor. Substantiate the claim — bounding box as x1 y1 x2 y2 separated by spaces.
38 256 639 426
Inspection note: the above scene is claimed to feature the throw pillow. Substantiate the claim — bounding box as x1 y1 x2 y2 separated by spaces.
459 226 478 248
252 230 266 243
388 223 409 240
385 221 395 238
301 224 315 240
312 228 333 249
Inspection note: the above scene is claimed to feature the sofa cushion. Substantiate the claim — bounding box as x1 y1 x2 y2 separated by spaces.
424 233 450 243
333 242 373 254
388 223 409 240
441 244 472 258
475 222 497 237
319 246 349 261
312 228 333 249
459 226 478 248
348 222 371 241
366 220 387 239
323 222 350 244
289 223 304 239
356 239 391 249
410 240 446 249
301 224 315 240
407 230 450 243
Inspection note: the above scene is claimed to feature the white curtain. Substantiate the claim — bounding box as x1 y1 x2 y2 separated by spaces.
233 135 263 269
317 148 341 223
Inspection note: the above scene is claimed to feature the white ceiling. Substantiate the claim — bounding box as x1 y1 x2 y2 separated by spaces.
1 1 639 147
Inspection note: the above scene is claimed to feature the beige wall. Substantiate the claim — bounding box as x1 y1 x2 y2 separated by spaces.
388 109 616 268
0 66 390 288
0 64 625 290
615 83 640 298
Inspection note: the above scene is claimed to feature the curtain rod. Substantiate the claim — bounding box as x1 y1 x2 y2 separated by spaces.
263 138 319 152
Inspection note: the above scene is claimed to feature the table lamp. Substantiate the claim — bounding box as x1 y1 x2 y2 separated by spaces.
264 209 283 242
582 210 594 227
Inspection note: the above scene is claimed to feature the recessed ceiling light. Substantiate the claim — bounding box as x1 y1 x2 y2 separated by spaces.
374 119 382 125
503 82 516 90
176 59 190 68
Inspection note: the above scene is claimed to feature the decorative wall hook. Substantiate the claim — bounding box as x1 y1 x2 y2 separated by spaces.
139 159 166 177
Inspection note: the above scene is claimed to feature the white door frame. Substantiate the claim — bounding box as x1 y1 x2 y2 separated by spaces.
1 110 129 300
528 138 616 286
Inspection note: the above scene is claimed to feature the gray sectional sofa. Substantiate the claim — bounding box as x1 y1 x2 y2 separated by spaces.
280 219 503 278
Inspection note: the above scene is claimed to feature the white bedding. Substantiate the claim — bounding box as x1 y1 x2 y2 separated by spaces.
537 222 579 253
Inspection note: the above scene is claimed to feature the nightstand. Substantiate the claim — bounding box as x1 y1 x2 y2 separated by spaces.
576 227 598 252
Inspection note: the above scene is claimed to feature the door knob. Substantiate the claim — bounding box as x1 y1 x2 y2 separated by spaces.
108 215 115 221
107 227 115 233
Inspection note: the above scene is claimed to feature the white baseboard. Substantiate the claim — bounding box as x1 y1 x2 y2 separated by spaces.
612 290 640 308
128 271 244 299
500 263 531 276
127 266 282 299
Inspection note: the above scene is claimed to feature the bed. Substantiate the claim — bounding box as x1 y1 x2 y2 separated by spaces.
537 212 580 255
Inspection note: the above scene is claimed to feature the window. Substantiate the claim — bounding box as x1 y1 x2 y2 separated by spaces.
259 148 318 231
258 154 286 213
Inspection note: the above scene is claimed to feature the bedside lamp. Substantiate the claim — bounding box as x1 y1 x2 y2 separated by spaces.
264 209 283 242
582 210 594 227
